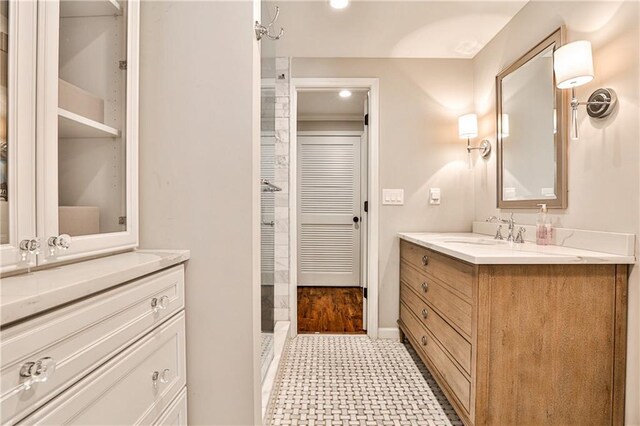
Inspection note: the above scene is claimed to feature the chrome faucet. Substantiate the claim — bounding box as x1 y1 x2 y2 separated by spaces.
514 227 526 244
487 213 516 241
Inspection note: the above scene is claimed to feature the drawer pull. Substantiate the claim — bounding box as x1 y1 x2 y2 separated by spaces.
152 368 172 388
160 368 171 384
421 282 428 292
19 357 56 390
421 308 428 319
151 295 170 313
421 335 428 346
421 255 429 266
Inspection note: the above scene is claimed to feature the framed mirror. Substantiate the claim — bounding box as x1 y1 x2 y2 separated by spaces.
496 27 567 209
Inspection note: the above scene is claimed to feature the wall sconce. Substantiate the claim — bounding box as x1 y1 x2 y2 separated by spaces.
458 113 491 158
553 40 617 140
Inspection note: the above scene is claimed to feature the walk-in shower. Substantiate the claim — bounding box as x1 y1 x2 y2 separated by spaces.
259 1 283 381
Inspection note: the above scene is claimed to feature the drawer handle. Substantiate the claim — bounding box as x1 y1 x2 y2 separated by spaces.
152 369 172 388
161 368 171 384
19 357 56 390
421 255 429 266
421 282 428 292
421 308 428 319
151 295 170 313
421 335 428 346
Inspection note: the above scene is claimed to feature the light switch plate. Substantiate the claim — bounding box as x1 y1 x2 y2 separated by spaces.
429 188 441 205
382 189 404 205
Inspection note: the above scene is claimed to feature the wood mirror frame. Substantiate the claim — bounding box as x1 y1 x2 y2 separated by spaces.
496 27 568 209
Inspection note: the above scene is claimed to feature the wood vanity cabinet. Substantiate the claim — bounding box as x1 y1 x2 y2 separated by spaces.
398 239 628 426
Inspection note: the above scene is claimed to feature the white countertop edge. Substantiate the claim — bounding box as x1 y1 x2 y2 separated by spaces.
399 233 635 265
1 249 190 327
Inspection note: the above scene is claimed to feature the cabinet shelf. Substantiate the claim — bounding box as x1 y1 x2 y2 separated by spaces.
60 0 122 18
58 108 120 139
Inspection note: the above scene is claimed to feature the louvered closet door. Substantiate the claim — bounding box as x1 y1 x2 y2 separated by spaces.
298 136 361 287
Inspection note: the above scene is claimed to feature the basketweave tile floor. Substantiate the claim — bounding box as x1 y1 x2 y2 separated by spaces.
266 335 462 426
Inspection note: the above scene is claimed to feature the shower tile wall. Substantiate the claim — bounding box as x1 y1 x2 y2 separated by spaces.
274 57 290 321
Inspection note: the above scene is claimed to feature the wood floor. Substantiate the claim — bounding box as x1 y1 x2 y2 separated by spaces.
297 287 365 334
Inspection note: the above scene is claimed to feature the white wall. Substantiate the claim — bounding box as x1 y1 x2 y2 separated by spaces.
292 58 476 330
139 1 262 424
471 1 639 423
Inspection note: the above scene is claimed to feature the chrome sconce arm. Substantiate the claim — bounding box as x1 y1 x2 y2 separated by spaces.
569 87 617 139
466 138 491 158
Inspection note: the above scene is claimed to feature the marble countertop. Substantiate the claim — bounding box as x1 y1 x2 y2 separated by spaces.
1 249 190 326
399 233 636 265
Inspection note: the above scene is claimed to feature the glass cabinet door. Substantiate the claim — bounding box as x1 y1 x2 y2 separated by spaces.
0 0 37 273
38 0 139 264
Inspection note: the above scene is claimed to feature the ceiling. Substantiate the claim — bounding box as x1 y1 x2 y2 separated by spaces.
267 1 529 59
297 90 368 120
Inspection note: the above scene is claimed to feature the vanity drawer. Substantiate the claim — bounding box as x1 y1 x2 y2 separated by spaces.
400 260 471 338
400 240 473 301
1 265 185 425
19 313 187 425
154 387 188 425
401 284 471 375
400 304 470 412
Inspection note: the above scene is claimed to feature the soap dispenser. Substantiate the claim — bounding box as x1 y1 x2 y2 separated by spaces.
536 204 552 245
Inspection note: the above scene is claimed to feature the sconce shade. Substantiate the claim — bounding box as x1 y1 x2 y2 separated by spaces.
553 41 594 89
458 113 478 139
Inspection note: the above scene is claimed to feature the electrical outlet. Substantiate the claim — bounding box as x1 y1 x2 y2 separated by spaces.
429 188 441 205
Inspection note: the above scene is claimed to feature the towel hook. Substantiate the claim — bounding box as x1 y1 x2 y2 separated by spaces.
255 6 284 41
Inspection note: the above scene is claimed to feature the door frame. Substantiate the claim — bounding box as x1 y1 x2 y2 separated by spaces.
289 78 380 339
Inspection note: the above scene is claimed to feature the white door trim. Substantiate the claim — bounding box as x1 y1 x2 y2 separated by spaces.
289 77 380 339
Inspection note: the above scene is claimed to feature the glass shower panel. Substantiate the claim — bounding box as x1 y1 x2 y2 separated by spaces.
260 0 276 381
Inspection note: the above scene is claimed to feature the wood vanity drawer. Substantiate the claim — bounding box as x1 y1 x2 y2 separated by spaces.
400 284 471 375
400 240 473 301
19 313 186 425
0 265 185 425
400 304 470 412
400 260 471 338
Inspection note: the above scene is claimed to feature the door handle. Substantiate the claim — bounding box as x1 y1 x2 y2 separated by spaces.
353 216 360 223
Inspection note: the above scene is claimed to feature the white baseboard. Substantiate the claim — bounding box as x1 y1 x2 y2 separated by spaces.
377 327 400 340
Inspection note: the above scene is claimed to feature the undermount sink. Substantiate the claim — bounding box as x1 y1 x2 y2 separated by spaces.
442 237 507 246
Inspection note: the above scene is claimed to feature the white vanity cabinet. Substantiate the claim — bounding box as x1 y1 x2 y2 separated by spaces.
0 251 190 425
0 0 38 272
1 0 139 273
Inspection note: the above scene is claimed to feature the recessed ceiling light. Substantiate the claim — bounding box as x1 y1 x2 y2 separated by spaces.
330 0 349 10
339 90 352 98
